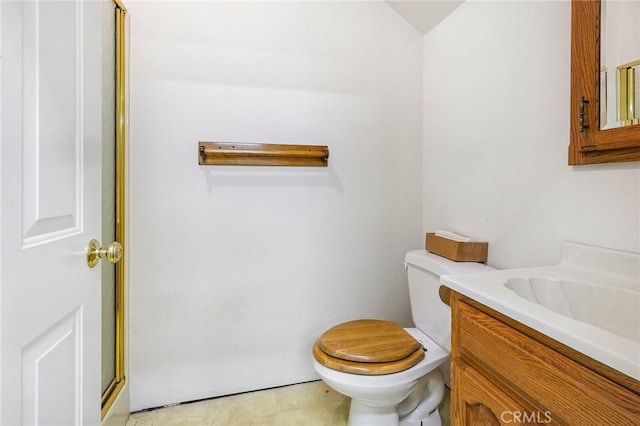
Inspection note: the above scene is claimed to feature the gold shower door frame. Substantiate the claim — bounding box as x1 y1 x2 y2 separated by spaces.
102 0 127 418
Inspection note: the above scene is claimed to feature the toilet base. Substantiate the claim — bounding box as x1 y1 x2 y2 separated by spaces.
346 399 443 426
347 401 442 426
399 370 444 426
400 409 441 426
348 400 399 426
343 369 444 426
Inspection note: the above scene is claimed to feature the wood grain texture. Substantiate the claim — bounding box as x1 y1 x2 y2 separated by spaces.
198 142 329 167
569 0 640 165
453 358 532 426
312 319 426 375
318 319 421 363
439 285 452 306
312 340 424 376
454 292 640 395
425 233 488 262
450 291 640 425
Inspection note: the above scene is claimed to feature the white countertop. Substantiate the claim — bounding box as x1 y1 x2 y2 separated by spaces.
440 242 640 381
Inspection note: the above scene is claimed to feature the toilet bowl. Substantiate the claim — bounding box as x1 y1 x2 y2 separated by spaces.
312 249 495 426
313 326 448 426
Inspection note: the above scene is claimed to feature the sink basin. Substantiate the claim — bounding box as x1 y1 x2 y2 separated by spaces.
505 276 639 343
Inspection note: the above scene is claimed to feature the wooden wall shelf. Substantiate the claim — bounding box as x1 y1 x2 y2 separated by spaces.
198 142 329 167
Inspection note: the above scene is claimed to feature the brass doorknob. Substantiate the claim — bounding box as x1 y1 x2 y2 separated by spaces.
86 239 122 268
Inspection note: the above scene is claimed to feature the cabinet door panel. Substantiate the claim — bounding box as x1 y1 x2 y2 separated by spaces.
452 358 539 426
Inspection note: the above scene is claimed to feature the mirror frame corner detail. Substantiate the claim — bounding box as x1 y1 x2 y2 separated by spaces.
569 0 640 165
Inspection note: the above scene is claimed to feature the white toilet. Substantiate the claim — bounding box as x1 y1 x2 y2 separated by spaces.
312 249 494 426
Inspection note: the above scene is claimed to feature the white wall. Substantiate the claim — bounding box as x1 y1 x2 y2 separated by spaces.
423 0 639 270
127 0 423 411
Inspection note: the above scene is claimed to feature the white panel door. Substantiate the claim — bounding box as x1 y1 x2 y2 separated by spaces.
1 0 104 424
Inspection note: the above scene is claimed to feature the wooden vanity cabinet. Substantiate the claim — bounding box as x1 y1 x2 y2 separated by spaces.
448 290 640 425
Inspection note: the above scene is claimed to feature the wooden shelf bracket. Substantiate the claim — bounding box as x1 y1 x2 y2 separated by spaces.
198 142 329 167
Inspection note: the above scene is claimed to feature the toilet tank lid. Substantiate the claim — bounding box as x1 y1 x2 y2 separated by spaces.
405 249 495 276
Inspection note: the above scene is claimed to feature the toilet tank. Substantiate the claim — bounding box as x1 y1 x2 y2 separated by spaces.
404 249 495 351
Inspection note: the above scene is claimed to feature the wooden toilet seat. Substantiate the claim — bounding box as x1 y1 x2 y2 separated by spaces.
313 319 425 375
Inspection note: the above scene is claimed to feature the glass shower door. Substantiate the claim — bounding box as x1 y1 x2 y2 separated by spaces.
101 0 127 417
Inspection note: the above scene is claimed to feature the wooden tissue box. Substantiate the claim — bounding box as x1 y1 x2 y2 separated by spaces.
425 233 488 262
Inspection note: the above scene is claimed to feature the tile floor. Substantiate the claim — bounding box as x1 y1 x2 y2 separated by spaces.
127 380 450 426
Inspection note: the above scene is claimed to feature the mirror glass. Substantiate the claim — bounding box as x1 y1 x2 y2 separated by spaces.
600 0 640 129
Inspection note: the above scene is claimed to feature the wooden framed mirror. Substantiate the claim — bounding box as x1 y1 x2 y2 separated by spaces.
569 0 640 165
